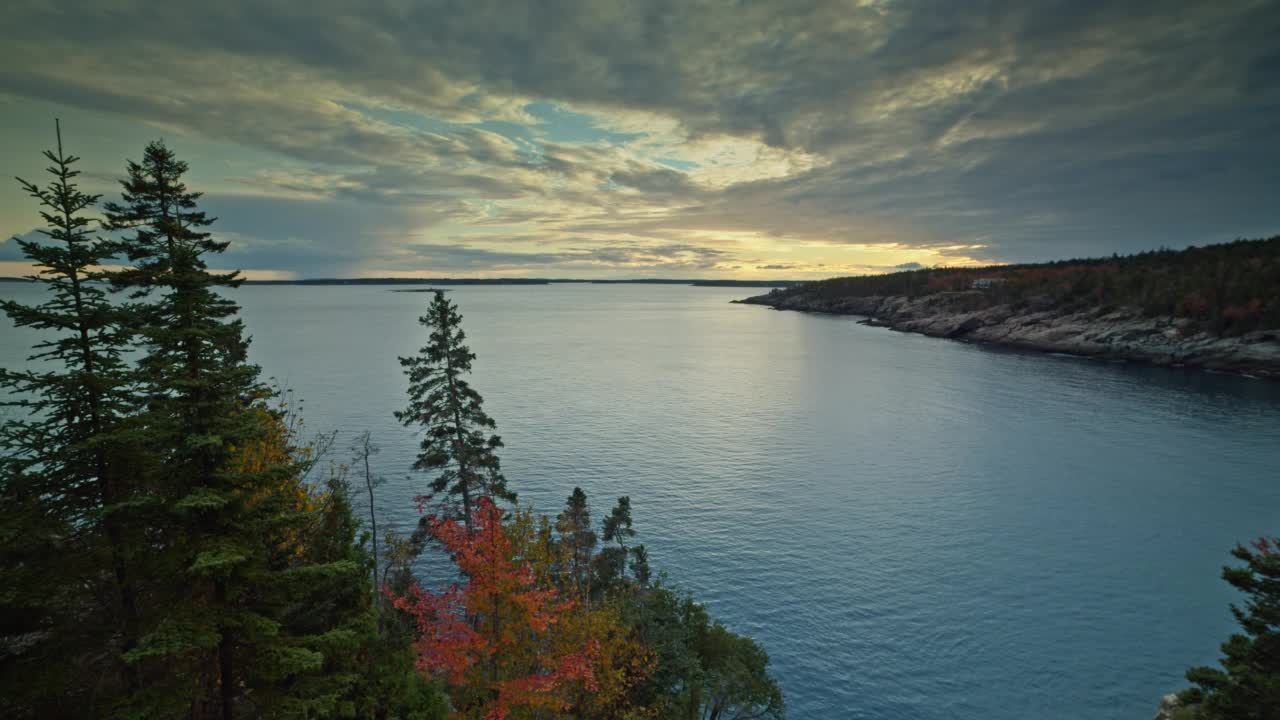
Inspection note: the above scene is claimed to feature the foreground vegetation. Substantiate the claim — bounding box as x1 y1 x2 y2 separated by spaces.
0 123 782 719
1174 537 1280 719
772 237 1280 337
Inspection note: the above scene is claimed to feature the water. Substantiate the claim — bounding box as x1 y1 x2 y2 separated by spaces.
3 281 1279 719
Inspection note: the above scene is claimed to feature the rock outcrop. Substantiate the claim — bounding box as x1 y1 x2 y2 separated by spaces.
735 289 1280 378
1152 693 1197 720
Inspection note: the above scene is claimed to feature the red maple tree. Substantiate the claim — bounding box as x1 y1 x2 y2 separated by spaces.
388 498 599 719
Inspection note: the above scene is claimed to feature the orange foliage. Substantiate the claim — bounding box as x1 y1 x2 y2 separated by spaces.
389 499 601 719
226 403 323 560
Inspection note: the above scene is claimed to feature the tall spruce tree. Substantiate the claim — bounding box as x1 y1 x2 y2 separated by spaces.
101 140 370 719
103 139 266 719
395 291 513 530
103 140 254 421
0 121 143 717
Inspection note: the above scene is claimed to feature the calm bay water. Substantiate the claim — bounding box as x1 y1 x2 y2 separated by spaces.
4 282 1280 719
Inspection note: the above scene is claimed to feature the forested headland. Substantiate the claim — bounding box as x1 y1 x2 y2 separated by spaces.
740 239 1280 376
755 239 1280 336
0 123 784 719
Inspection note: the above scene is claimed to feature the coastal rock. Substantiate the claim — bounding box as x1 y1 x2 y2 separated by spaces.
1152 693 1189 720
737 290 1280 378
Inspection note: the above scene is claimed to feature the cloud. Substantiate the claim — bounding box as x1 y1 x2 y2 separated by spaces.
0 0 1276 277
404 241 734 274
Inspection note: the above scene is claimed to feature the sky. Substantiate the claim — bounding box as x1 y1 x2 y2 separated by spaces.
1 0 1278 280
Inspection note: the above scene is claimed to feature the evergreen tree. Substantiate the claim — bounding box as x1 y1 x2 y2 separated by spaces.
256 465 377 718
395 291 513 530
102 139 265 718
0 121 144 715
102 140 254 427
1184 536 1280 719
602 496 635 550
556 487 598 600
630 545 652 587
698 622 785 720
596 496 636 588
627 585 784 720
101 141 370 718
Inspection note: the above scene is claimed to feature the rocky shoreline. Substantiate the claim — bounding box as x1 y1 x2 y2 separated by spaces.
735 289 1280 378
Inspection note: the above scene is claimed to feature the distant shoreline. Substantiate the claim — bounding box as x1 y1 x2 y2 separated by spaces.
0 276 800 289
735 290 1280 379
734 237 1280 379
239 277 803 288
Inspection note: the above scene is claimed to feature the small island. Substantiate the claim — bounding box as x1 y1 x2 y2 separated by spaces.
736 237 1280 378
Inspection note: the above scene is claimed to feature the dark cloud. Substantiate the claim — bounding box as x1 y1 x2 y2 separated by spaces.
607 166 697 196
1 0 1277 274
199 194 430 275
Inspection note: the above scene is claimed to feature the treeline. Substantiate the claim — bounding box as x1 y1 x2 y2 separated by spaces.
778 237 1280 336
0 123 783 719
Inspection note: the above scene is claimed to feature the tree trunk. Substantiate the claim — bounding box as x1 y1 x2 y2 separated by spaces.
217 581 235 720
363 434 382 632
441 343 473 530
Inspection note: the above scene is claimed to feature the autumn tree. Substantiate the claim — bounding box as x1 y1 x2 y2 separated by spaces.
390 499 598 718
396 291 514 532
0 121 145 716
530 498 654 719
1183 536 1280 718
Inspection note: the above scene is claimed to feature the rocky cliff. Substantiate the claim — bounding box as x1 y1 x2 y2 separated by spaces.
736 289 1280 378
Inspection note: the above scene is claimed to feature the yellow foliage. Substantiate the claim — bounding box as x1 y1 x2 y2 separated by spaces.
556 600 657 717
225 400 327 561
504 508 658 719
